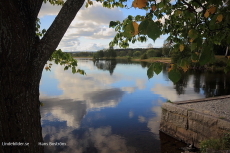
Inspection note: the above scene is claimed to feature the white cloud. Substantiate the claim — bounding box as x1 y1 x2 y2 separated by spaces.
41 62 124 111
38 2 124 51
38 3 61 17
121 87 136 93
147 99 163 136
76 2 124 24
41 99 86 128
138 116 146 123
42 126 136 153
135 78 146 90
129 111 134 118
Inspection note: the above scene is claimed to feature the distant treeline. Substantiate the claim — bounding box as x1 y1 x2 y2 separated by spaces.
69 47 169 59
68 44 227 62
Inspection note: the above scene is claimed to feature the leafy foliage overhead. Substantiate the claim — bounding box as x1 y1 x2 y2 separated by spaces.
41 0 230 83
87 0 230 82
45 49 86 75
35 0 86 75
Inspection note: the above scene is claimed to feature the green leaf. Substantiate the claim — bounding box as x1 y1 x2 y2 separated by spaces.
138 19 149 35
191 52 199 62
64 66 68 70
147 63 154 79
147 21 161 41
123 20 134 38
153 62 162 75
71 60 77 66
85 2 89 8
77 69 86 75
224 66 230 74
168 69 181 83
72 67 76 74
193 37 202 48
227 35 230 44
172 44 180 52
109 21 118 28
188 29 198 40
191 43 197 51
199 43 215 66
209 14 218 30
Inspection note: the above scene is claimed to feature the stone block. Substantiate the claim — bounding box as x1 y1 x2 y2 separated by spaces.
188 111 218 127
217 119 230 131
160 121 177 136
162 103 188 116
161 108 188 129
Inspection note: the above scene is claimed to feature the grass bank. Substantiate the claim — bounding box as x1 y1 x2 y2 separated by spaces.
130 57 171 63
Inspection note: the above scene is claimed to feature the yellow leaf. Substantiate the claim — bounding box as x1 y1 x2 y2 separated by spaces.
189 39 194 43
216 14 223 23
191 59 198 63
45 66 49 70
88 1 93 5
195 52 199 55
174 10 182 16
179 44 184 52
132 0 146 9
168 64 174 72
181 66 189 72
151 5 156 11
204 11 209 18
208 6 216 14
132 21 139 35
132 0 138 8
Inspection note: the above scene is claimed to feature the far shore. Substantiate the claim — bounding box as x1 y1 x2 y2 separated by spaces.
73 56 171 63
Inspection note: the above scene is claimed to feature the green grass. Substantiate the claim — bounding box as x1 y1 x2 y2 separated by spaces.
199 133 230 153
218 116 226 119
166 99 173 103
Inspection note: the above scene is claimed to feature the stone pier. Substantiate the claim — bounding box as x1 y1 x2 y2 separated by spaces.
160 95 230 147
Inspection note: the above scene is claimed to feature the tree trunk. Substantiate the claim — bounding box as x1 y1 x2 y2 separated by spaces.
0 0 85 152
0 1 44 152
0 65 45 153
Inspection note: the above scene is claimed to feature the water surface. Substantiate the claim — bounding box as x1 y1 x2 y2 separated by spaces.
40 59 230 153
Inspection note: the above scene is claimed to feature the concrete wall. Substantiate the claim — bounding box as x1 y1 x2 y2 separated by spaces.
160 103 230 147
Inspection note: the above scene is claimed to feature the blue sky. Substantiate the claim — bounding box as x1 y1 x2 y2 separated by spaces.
38 1 167 52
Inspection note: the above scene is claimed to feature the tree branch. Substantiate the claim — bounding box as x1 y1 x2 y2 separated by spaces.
39 0 85 61
181 0 196 13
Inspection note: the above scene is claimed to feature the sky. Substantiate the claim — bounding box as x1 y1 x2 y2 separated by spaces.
38 1 167 52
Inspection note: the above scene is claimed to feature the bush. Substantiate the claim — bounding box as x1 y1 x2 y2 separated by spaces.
199 133 230 153
127 56 132 60
213 58 227 67
133 51 141 57
140 53 148 59
152 50 163 57
147 49 155 57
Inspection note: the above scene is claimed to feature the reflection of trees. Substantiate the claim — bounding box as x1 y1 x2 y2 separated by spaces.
174 71 190 95
162 66 230 98
201 72 230 97
192 70 204 94
94 59 117 75
190 71 230 97
140 61 148 68
162 64 170 81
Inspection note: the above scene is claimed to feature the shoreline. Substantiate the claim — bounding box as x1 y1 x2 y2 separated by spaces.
73 57 171 63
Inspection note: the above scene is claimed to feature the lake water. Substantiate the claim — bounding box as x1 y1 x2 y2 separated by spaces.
39 59 230 153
